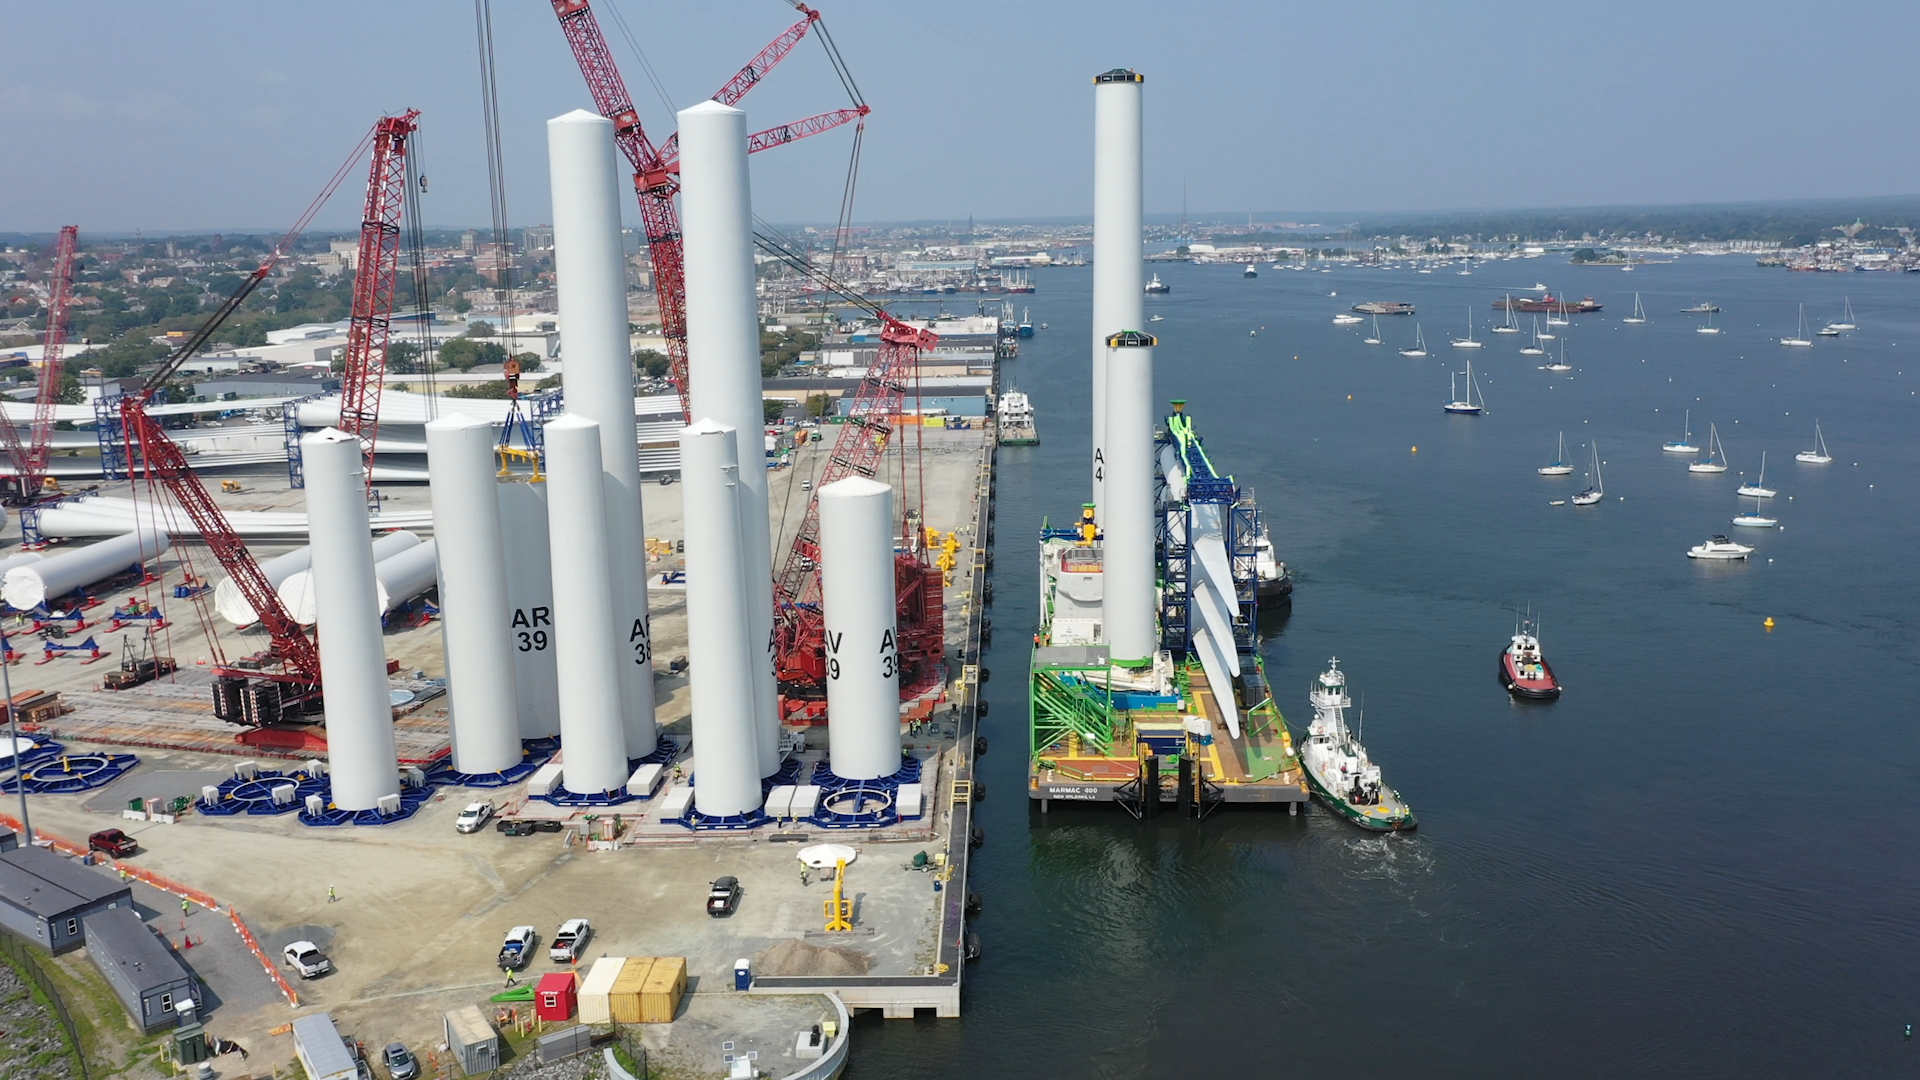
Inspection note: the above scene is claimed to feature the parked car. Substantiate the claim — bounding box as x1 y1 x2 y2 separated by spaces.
707 876 742 918
282 941 331 979
498 926 536 970
88 829 138 857
454 802 494 833
800 478 813 491
497 818 536 836
382 1042 419 1080
549 918 590 963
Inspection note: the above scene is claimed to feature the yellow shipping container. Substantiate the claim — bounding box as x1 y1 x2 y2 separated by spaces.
637 956 687 1024
609 957 655 1025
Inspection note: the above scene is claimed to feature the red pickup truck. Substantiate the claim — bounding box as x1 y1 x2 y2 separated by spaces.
88 829 138 857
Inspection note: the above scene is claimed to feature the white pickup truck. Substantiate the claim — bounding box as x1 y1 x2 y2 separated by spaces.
549 918 590 963
497 926 536 970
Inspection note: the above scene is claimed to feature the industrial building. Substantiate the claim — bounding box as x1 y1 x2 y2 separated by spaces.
83 905 203 1033
0 845 134 952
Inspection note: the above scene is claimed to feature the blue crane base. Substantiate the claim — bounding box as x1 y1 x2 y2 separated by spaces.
530 738 679 807
2 751 140 794
806 757 925 829
195 769 329 817
438 737 561 789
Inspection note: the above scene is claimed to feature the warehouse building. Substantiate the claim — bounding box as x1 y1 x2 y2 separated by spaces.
84 906 202 1032
0 845 134 952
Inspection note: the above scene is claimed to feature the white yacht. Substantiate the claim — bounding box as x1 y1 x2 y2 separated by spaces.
1443 360 1485 414
1398 324 1427 357
995 390 1039 446
1780 303 1813 347
1736 451 1776 498
1243 264 1258 278
1662 410 1699 454
1688 423 1729 473
1796 422 1831 464
1332 312 1364 326
1451 307 1483 349
1571 442 1605 506
1688 535 1754 560
1538 432 1574 476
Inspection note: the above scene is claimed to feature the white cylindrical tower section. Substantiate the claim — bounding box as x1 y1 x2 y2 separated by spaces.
679 99 781 775
547 109 659 758
498 482 560 738
278 531 421 625
215 547 310 626
679 419 765 817
1103 332 1157 664
817 477 902 781
300 429 398 812
1091 68 1145 511
542 415 633 794
426 415 523 776
1 530 169 611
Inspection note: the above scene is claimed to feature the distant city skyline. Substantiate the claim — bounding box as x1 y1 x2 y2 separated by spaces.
4 0 1916 233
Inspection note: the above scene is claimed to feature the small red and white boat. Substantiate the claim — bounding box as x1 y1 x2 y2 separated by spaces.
1499 612 1562 700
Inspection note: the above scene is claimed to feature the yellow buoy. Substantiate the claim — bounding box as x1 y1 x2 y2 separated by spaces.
1410 446 1418 453
1764 617 1775 631
1347 395 1353 400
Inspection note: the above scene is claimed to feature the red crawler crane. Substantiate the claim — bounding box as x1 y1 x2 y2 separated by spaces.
548 0 868 421
0 225 79 504
335 110 421 485
112 114 415 726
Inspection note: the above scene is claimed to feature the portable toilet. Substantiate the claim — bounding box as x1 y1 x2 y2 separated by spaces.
534 971 577 1022
734 958 752 991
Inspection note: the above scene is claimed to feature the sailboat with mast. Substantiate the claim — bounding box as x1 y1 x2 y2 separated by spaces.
1737 451 1776 498
1796 422 1832 464
1571 441 1604 505
1538 432 1574 476
1732 495 1778 528
1780 303 1813 347
1688 423 1729 473
1697 311 1720 335
1824 297 1857 333
1623 293 1647 324
1398 324 1427 357
1363 315 1383 345
1451 306 1483 349
1492 295 1520 333
1518 318 1545 356
1443 359 1485 414
1544 338 1572 372
1663 410 1698 454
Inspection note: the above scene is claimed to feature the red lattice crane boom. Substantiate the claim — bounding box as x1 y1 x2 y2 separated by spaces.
0 226 78 503
336 110 421 483
112 115 406 725
547 0 867 421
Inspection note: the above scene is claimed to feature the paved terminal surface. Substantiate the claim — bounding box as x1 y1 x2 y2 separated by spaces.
2 423 988 1073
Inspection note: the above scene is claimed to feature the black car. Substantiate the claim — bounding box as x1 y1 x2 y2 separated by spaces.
706 876 741 917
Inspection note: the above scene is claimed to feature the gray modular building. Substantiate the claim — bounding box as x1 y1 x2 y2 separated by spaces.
292 1013 360 1080
0 846 134 952
84 906 202 1032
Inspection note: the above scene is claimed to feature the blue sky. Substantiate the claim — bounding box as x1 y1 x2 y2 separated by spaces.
4 0 1916 233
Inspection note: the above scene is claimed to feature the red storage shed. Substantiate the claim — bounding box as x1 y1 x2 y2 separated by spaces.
535 971 577 1021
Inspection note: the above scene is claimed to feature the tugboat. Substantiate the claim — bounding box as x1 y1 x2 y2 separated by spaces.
1500 611 1562 700
1299 659 1415 832
996 390 1039 446
1253 522 1293 609
1145 273 1171 295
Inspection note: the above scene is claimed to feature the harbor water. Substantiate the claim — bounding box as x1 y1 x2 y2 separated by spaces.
846 258 1920 1075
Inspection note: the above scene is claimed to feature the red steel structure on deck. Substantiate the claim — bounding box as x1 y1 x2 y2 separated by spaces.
335 110 421 483
548 0 867 422
771 315 945 698
0 226 78 503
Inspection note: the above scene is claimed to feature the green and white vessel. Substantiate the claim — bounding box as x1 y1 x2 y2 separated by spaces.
1299 658 1415 831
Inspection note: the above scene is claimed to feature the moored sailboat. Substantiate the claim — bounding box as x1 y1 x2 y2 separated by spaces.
1538 432 1574 476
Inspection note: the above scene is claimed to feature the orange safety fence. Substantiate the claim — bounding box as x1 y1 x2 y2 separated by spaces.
0 812 298 1007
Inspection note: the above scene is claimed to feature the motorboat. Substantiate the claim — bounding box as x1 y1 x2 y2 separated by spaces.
1244 264 1259 278
1687 535 1753 560
1333 312 1365 325
1681 301 1721 313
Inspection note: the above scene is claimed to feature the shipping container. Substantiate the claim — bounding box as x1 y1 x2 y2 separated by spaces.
535 971 577 1021
443 1004 499 1076
638 956 687 1023
578 956 625 1025
609 956 655 1024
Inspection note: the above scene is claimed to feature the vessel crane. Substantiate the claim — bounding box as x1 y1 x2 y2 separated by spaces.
0 226 79 504
547 0 868 421
753 233 945 698
112 115 412 726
